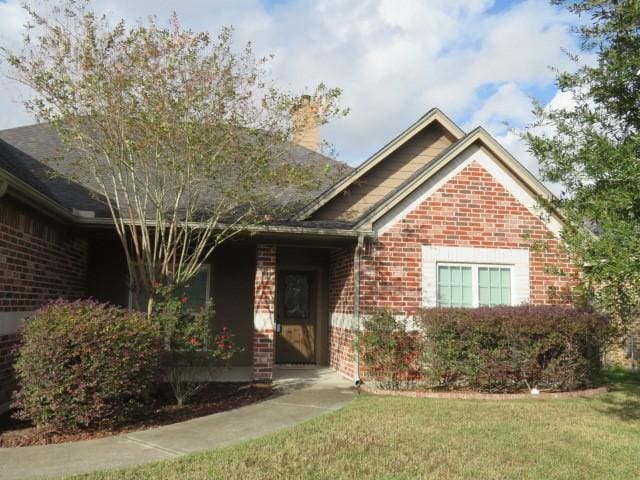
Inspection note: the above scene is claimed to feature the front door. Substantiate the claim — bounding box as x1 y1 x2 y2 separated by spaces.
276 271 317 364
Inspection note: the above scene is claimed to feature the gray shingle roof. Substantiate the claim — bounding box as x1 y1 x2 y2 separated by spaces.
0 123 351 222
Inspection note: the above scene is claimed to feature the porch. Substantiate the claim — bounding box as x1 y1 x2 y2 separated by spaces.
85 234 361 382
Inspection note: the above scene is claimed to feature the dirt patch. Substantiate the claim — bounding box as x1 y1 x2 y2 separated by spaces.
0 382 274 448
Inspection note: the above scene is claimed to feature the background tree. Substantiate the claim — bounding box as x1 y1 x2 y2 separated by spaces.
1 0 347 315
525 0 640 330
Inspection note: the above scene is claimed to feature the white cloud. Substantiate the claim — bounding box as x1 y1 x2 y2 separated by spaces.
468 82 534 133
0 0 583 181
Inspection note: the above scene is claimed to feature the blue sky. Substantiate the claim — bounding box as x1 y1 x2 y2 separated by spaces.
0 0 582 177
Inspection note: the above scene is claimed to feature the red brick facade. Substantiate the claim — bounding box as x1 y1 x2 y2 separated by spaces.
325 160 577 381
0 197 88 408
328 326 355 378
253 244 276 381
328 247 354 316
0 199 87 312
0 159 578 391
328 247 357 378
360 161 576 314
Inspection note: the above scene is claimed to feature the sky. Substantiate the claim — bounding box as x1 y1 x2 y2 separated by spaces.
0 0 585 180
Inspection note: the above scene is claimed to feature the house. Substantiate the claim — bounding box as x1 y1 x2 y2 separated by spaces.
0 108 576 411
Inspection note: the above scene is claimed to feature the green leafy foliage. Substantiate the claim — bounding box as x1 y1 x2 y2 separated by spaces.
526 1 640 327
152 285 242 405
12 300 162 431
354 310 421 389
418 305 611 392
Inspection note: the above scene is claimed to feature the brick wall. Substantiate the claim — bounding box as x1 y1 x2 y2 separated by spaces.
328 247 356 378
0 196 88 409
0 198 87 312
253 244 276 381
360 160 577 315
328 326 355 378
328 247 354 316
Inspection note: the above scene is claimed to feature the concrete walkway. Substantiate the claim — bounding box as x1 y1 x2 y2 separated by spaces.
0 368 355 480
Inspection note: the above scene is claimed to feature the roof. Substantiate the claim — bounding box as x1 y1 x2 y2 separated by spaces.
0 110 562 236
351 127 562 231
0 122 351 224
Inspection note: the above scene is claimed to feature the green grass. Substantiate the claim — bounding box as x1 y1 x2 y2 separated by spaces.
73 370 640 480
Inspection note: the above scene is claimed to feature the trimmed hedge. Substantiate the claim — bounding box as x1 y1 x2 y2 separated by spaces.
12 299 162 431
418 305 610 393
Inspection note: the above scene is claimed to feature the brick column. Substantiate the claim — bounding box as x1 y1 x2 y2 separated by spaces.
253 244 276 381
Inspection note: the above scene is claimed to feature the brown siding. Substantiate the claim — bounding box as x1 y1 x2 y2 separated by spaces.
86 235 129 307
312 124 456 221
212 244 256 366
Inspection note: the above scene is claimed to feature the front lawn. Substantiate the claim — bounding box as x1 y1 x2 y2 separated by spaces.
73 370 640 480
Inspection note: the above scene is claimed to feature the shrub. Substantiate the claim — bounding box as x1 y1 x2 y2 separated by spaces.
418 305 611 392
12 299 162 431
354 310 421 389
153 286 241 406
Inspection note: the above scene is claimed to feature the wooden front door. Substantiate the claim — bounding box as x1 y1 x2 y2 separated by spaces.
276 271 317 364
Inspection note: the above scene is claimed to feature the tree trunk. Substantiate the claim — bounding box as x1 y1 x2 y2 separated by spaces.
147 295 155 320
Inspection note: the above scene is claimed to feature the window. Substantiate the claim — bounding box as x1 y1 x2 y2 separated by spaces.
129 264 211 311
436 263 512 308
180 266 210 310
423 246 529 308
478 267 511 307
437 265 472 307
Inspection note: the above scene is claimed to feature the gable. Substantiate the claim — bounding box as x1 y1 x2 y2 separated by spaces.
311 122 457 222
295 108 464 222
372 142 563 237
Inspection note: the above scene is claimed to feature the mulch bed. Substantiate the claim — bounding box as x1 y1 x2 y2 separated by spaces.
0 382 274 448
360 384 608 400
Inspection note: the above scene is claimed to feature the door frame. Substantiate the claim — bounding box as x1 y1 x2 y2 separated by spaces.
275 266 323 364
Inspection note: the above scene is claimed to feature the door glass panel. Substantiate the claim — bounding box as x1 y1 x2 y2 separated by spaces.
284 274 309 318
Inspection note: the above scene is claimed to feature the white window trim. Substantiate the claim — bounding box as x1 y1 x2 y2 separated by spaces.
423 246 530 308
127 264 212 311
437 262 512 308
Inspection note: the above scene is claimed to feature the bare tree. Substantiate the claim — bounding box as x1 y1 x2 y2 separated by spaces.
2 1 347 315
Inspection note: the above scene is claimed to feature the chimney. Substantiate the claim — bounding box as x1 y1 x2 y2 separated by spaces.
292 95 320 152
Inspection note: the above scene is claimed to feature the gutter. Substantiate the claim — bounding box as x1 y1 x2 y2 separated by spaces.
0 170 74 224
74 215 372 237
353 234 365 385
